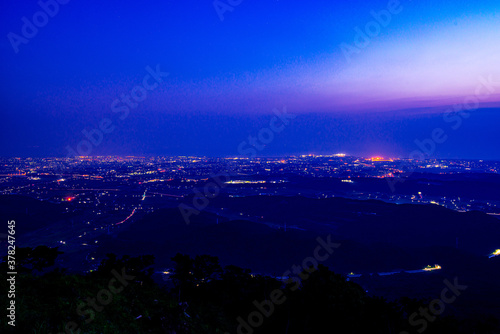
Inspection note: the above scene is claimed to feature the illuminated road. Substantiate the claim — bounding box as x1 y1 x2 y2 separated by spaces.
489 249 500 259
116 208 137 225
347 265 442 278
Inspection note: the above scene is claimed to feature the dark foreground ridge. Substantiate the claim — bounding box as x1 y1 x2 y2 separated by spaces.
1 248 499 334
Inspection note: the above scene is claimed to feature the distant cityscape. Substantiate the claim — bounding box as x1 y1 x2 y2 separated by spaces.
1 155 499 219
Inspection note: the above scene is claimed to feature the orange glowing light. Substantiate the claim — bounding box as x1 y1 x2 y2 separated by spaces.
371 157 394 162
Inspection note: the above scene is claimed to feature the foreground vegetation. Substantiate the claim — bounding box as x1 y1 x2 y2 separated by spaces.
1 246 498 333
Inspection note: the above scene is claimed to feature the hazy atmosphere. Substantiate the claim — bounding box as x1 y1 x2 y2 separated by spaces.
2 0 500 158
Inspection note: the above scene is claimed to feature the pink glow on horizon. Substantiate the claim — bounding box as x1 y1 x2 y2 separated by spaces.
40 13 500 116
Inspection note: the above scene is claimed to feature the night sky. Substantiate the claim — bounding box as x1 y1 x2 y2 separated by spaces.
1 0 500 159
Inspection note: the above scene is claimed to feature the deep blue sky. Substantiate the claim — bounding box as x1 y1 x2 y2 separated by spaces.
1 0 500 159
